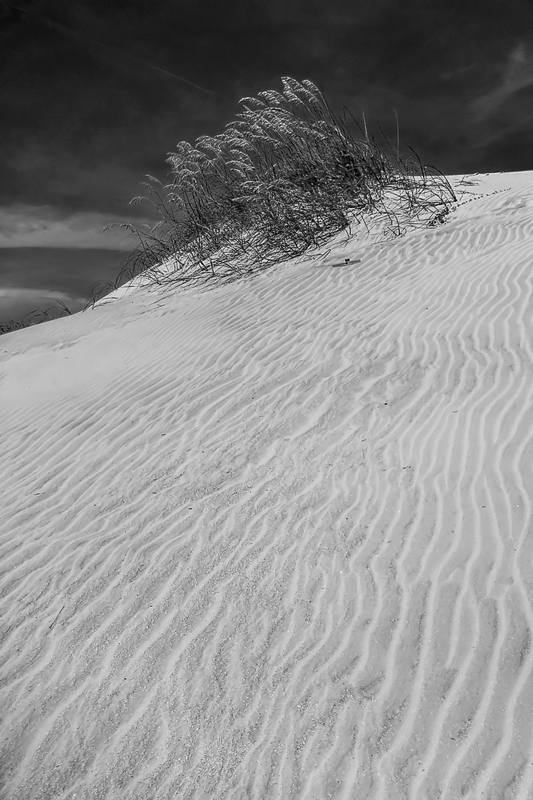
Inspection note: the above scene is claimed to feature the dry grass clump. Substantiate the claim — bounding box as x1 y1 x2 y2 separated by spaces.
0 78 457 333
0 318 28 334
95 77 456 298
0 302 72 336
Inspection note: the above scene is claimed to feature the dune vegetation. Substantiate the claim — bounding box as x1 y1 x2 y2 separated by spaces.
0 301 72 335
1 78 457 333
96 77 457 299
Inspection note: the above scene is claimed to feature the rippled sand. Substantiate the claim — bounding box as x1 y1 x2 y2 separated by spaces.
2 172 533 800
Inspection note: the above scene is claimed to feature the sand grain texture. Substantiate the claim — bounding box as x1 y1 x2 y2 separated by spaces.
2 173 533 799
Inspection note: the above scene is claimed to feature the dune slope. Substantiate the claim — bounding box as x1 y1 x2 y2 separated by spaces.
2 172 533 799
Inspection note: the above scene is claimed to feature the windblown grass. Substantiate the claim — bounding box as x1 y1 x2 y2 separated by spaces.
0 302 72 336
1 78 458 333
92 77 457 300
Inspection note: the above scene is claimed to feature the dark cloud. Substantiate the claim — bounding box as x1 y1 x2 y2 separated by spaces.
3 0 533 214
0 245 128 292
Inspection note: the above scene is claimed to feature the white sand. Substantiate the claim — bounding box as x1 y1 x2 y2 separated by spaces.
2 171 533 799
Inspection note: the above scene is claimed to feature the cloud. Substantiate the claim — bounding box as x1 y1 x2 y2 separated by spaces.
0 286 84 303
27 7 220 97
0 205 147 248
471 42 533 122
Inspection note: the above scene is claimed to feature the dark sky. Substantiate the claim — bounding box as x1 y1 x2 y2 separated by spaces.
2 0 533 324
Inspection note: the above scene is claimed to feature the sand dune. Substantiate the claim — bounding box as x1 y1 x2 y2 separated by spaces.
2 172 533 799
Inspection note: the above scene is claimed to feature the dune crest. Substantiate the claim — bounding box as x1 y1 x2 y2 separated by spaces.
2 172 533 799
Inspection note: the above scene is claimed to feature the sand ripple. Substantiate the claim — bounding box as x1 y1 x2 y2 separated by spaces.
1 173 533 799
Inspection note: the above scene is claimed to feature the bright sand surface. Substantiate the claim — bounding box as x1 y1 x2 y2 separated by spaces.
2 171 533 800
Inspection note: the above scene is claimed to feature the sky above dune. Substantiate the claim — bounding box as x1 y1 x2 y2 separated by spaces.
2 0 533 322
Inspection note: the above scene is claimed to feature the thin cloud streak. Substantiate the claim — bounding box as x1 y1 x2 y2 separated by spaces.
0 206 148 249
23 8 221 97
0 286 85 303
471 42 533 121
